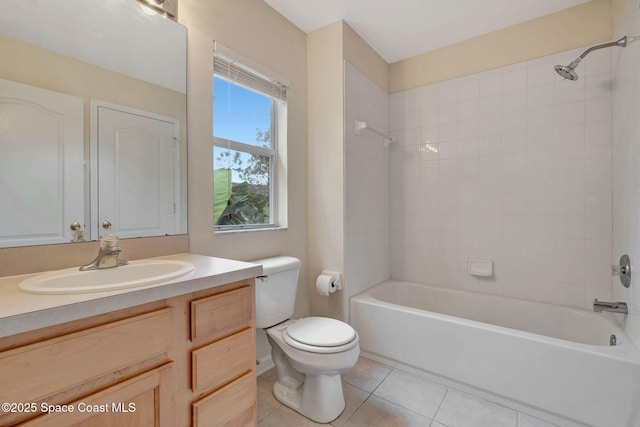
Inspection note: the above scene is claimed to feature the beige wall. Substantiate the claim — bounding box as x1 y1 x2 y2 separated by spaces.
307 21 345 320
179 0 308 363
343 22 390 93
390 0 614 93
307 21 389 320
611 0 631 28
179 0 309 312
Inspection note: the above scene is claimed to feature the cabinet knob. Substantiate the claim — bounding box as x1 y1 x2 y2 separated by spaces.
70 222 81 231
102 220 112 229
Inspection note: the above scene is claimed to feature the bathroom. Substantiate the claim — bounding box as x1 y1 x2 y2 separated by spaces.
0 0 639 426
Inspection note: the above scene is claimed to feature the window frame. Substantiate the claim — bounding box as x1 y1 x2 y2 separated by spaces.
212 60 287 232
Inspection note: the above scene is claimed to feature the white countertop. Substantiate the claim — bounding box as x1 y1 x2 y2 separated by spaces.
0 253 262 338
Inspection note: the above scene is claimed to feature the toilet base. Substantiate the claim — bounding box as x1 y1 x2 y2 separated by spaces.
273 372 345 423
265 319 359 423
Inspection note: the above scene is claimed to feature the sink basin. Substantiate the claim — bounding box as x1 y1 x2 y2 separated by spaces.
19 259 194 294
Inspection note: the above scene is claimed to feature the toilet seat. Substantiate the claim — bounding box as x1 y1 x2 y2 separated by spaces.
283 317 358 354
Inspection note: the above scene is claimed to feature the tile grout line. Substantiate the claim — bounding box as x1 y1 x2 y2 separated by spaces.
368 367 446 426
368 392 440 425
370 366 394 394
430 387 451 427
333 392 374 427
336 365 394 426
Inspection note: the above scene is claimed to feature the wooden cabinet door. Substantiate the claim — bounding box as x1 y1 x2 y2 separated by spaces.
22 363 174 427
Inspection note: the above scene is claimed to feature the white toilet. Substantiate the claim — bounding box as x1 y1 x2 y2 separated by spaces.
254 256 360 423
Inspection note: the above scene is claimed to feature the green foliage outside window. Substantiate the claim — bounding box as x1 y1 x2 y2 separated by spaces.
213 128 271 226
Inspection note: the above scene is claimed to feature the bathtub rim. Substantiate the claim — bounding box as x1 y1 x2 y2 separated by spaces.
350 279 640 362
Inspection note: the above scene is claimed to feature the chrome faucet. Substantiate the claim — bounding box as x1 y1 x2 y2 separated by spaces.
80 234 129 271
593 299 628 314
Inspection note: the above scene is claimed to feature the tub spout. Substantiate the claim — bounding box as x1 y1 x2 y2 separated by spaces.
593 299 628 314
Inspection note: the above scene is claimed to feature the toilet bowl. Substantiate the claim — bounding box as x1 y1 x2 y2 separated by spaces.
266 318 360 423
253 256 360 423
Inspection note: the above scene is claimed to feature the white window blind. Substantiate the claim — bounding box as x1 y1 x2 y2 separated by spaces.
213 54 287 102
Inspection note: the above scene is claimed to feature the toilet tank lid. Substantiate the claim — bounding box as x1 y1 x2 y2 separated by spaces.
252 256 301 275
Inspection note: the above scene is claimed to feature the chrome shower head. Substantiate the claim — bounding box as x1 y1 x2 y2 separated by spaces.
554 36 628 81
554 63 579 81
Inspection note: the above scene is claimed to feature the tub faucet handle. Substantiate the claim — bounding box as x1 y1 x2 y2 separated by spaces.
612 254 631 288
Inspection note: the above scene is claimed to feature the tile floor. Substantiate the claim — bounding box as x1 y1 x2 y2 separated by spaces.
257 356 560 427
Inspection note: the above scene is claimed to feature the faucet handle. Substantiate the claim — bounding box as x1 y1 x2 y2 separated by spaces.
612 254 632 288
99 233 119 249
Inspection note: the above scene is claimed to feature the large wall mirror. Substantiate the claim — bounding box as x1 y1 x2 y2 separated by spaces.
0 0 187 248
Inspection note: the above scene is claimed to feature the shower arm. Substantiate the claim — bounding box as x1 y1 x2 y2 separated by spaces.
570 36 627 67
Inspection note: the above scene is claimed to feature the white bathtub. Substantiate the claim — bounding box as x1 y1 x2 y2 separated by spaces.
350 280 640 427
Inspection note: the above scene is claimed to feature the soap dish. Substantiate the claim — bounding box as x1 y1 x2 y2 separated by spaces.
468 258 493 277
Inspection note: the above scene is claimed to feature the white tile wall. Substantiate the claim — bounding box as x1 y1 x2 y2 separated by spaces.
344 61 390 318
389 49 614 309
612 0 640 347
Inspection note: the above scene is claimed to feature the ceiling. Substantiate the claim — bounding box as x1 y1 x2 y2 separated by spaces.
264 0 592 63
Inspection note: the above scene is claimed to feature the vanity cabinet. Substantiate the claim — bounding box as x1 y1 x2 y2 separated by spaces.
0 304 174 426
0 278 256 427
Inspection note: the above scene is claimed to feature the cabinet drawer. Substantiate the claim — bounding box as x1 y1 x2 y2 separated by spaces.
191 328 255 394
190 286 252 343
22 363 174 427
192 371 255 427
0 308 172 406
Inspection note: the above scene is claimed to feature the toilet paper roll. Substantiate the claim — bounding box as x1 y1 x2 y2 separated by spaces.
316 274 337 297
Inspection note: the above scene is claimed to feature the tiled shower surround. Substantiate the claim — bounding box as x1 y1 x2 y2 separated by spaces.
384 48 614 310
345 62 391 316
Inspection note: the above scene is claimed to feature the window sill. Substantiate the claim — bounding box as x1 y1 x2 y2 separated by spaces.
213 226 288 235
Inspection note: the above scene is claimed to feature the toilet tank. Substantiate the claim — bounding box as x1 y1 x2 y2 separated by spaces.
253 256 301 328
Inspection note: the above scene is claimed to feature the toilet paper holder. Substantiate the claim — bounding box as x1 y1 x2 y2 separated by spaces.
320 270 342 291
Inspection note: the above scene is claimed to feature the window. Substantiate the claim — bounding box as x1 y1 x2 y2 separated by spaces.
213 55 287 231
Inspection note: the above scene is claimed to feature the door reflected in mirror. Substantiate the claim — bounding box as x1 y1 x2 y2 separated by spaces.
0 0 187 248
